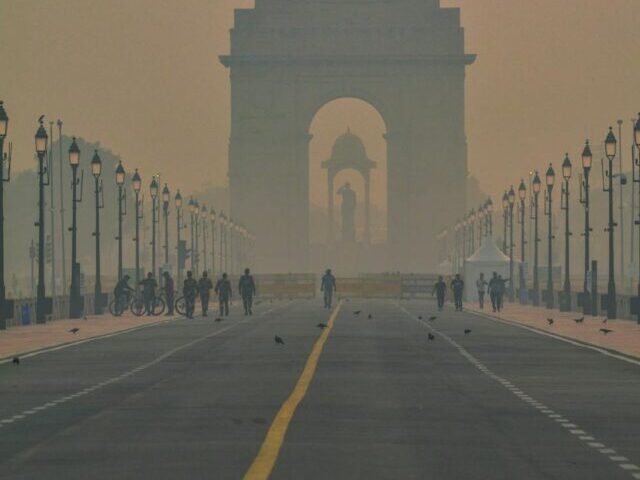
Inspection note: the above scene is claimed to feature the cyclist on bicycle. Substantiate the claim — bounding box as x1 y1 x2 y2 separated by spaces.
183 271 198 319
139 272 158 316
113 275 134 316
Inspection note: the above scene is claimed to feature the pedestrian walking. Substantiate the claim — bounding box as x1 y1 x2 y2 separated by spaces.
215 273 233 317
476 273 488 309
432 275 447 311
183 271 198 319
488 272 499 312
198 271 214 317
451 274 465 311
238 268 256 315
320 269 337 308
163 271 174 316
496 275 509 311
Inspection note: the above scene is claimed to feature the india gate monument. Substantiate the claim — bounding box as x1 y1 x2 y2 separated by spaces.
221 0 475 273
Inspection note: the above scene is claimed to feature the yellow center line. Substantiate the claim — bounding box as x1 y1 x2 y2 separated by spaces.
243 300 343 480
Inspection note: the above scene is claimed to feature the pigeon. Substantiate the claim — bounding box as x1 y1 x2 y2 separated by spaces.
602 318 608 324
69 328 80 334
353 310 361 315
600 328 613 335
12 357 19 365
547 318 554 325
427 333 435 341
464 329 472 335
574 317 584 324
316 323 328 329
368 314 373 319
214 317 224 323
418 315 423 320
428 316 437 322
274 335 285 345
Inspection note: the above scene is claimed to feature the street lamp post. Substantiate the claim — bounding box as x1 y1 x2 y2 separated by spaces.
162 184 170 266
150 178 158 277
194 201 200 276
580 141 592 314
532 172 541 306
68 138 83 319
91 150 104 314
0 102 9 329
132 170 142 285
116 162 126 282
502 192 509 253
175 191 183 284
210 209 216 276
35 119 49 324
469 210 476 254
634 113 640 297
508 186 516 302
219 213 226 272
545 164 555 309
188 198 195 274
201 205 208 272
603 127 617 319
561 154 572 311
518 180 527 304
487 198 493 237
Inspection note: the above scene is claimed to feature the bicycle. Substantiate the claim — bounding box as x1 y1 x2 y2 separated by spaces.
130 293 166 317
109 290 134 316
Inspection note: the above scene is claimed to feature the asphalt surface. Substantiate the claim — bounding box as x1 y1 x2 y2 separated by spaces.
0 298 639 479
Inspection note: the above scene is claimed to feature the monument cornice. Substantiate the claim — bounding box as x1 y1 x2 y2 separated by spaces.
219 54 476 68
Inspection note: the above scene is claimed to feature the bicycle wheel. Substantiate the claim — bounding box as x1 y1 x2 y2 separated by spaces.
130 298 146 317
175 297 187 316
109 298 124 317
151 297 166 316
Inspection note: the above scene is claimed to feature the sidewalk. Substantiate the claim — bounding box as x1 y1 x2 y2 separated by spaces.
467 303 640 359
0 313 178 360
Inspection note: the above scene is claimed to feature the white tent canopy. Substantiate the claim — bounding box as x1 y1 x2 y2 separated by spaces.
463 238 510 301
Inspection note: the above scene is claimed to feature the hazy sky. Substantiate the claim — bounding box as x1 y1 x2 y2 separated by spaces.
1 0 639 211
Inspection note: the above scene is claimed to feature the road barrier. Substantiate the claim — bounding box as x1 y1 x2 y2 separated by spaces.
253 274 316 300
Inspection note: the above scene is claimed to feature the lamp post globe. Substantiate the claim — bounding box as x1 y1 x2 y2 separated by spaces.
605 126 617 161
582 140 592 171
0 101 8 139
115 162 125 186
132 170 141 193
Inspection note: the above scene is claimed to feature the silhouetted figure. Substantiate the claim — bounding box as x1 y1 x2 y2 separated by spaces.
320 269 337 308
476 273 488 309
238 268 256 315
496 275 509 311
163 272 175 316
113 274 134 316
432 276 447 311
139 272 158 316
451 274 465 311
488 272 499 312
337 182 356 242
198 271 214 317
215 273 233 317
183 271 198 319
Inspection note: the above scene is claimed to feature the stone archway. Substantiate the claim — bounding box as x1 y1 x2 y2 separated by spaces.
220 0 475 272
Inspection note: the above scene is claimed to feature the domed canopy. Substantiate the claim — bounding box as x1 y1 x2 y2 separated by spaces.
322 128 376 175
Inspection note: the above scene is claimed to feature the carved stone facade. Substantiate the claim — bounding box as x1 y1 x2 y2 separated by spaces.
221 0 475 272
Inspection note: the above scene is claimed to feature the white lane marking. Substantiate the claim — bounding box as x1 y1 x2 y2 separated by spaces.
0 304 288 429
469 310 640 367
399 305 640 480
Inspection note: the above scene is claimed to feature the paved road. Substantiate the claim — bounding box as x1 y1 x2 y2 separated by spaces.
0 299 639 479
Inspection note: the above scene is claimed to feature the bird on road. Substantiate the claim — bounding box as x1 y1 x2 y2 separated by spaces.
600 328 613 335
353 310 361 315
547 318 554 325
574 317 584 324
317 323 328 329
368 314 373 319
215 317 224 323
602 318 608 324
428 316 437 322
464 329 472 335
69 328 80 334
12 357 19 365
418 315 423 320
274 335 285 345
427 333 435 341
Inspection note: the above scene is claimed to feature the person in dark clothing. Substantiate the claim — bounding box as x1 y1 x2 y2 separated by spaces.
488 272 500 312
163 272 175 316
113 275 134 316
215 273 233 316
432 276 447 311
183 271 198 319
320 269 337 308
238 268 256 315
198 271 214 317
496 275 509 312
139 272 158 316
451 274 465 311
